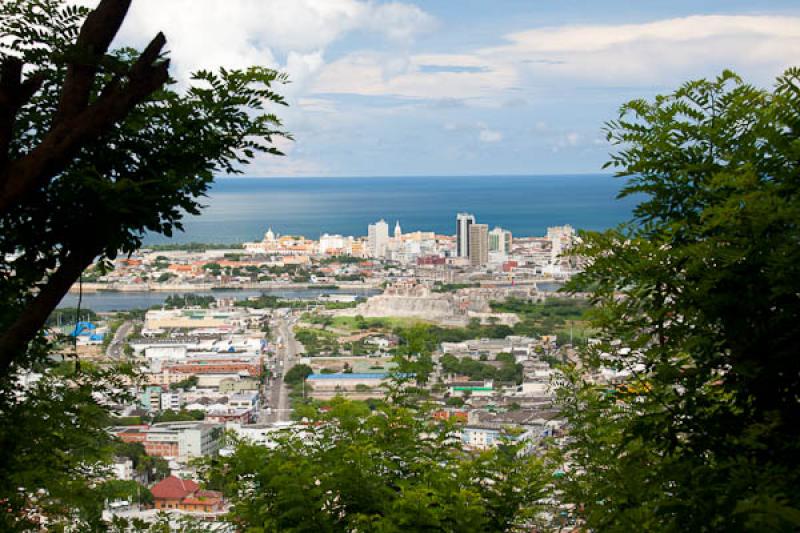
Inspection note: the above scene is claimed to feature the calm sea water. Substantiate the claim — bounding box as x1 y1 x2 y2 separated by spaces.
143 175 635 245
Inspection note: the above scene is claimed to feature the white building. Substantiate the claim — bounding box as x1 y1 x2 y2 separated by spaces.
146 422 223 461
456 213 475 258
489 227 513 254
367 219 389 258
547 225 576 263
160 391 183 411
319 234 352 255
111 458 135 481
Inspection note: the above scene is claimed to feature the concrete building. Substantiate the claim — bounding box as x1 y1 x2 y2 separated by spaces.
460 425 534 451
547 225 576 263
140 386 163 412
488 227 513 254
114 422 223 461
150 476 225 513
319 234 352 255
456 213 475 258
160 391 183 411
367 219 389 258
468 223 489 266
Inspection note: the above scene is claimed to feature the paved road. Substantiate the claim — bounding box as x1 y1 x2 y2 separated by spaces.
261 316 299 423
107 320 134 358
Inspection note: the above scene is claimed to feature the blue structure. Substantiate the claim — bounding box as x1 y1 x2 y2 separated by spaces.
69 321 104 342
306 373 414 380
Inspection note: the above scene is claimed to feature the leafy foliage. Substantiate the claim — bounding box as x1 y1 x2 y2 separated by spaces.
204 398 550 532
559 69 800 530
0 0 289 528
440 352 523 384
0 365 140 531
283 363 313 385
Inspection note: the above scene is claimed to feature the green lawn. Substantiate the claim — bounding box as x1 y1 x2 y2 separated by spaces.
331 316 429 332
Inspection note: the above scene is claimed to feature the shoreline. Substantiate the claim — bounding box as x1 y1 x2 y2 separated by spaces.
67 279 561 294
67 282 381 294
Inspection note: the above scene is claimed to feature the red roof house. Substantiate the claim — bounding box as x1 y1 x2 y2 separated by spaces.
150 476 224 513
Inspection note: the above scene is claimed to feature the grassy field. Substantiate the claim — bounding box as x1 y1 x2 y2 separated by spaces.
330 316 429 332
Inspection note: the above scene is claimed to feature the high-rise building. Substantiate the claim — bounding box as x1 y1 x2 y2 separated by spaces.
394 220 402 239
368 219 389 258
547 224 576 263
488 227 513 254
456 213 475 257
468 223 489 266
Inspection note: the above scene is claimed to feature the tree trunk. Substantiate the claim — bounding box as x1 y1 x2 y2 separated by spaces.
0 246 99 377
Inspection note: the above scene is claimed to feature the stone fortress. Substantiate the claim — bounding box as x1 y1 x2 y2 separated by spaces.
337 280 560 326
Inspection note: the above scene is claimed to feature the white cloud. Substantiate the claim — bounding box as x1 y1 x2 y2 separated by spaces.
488 15 800 85
313 51 516 99
73 0 435 87
67 0 435 176
565 132 580 146
312 15 800 101
477 123 503 143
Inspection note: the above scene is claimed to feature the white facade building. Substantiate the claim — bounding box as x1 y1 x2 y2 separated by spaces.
456 213 475 258
367 219 389 258
319 234 352 255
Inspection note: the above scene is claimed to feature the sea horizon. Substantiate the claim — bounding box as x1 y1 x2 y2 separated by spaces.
144 174 636 245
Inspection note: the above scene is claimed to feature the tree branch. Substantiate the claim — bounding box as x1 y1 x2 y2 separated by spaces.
55 0 133 122
0 32 169 216
0 246 99 377
0 58 45 166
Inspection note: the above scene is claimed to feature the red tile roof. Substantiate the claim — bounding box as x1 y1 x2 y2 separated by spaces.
151 476 200 500
183 490 223 506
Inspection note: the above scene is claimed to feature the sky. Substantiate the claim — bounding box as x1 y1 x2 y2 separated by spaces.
77 0 800 177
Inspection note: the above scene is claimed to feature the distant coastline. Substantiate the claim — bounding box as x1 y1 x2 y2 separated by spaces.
142 174 636 246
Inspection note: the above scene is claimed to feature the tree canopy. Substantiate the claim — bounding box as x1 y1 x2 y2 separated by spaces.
0 0 288 376
0 0 288 529
204 397 551 532
560 69 800 531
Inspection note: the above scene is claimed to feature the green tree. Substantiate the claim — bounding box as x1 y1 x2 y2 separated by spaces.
0 0 288 375
152 409 205 423
559 69 800 530
204 398 550 532
0 365 136 531
284 363 313 386
0 0 288 528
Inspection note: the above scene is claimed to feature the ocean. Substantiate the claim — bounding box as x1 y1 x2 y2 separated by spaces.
142 174 636 245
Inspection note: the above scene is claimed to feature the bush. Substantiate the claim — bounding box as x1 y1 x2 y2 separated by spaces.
284 364 313 385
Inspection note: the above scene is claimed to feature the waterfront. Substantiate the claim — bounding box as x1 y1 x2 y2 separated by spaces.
142 175 637 245
58 287 381 312
58 283 564 312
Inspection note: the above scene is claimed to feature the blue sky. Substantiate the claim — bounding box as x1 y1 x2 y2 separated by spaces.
96 0 800 177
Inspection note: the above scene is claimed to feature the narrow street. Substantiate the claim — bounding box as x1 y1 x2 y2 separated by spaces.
107 320 134 358
261 315 298 423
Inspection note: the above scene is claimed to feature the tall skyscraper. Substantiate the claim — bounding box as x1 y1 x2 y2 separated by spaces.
469 223 489 266
368 219 389 258
489 227 513 254
456 213 475 257
394 220 402 239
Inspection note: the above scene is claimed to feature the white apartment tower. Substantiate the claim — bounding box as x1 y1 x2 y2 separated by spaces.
456 213 476 257
547 224 576 263
368 219 390 258
488 227 513 254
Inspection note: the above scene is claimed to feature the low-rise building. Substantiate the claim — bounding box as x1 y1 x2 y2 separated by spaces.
114 422 223 461
150 476 225 514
